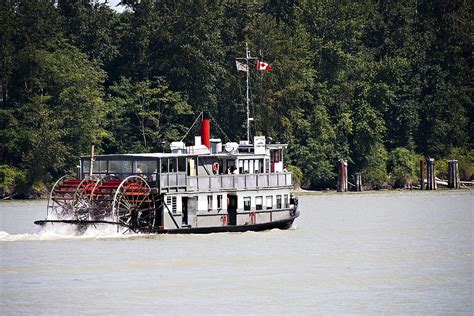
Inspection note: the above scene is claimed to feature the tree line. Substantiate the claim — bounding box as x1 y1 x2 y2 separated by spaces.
0 0 472 196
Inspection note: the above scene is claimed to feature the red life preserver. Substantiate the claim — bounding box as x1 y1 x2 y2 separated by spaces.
222 214 228 225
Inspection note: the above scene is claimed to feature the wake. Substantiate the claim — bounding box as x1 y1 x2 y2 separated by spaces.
0 222 138 242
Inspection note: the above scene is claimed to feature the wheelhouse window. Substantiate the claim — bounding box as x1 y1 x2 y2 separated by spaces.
134 161 157 174
276 195 282 209
109 160 132 174
266 196 273 210
256 196 263 210
244 197 251 211
207 195 213 211
93 160 107 173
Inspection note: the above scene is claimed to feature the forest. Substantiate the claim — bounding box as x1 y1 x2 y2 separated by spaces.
0 0 472 197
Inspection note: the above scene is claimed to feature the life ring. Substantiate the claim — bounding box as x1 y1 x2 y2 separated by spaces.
222 214 228 226
212 162 219 174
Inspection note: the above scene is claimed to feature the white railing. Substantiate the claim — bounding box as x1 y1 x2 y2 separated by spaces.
159 172 293 192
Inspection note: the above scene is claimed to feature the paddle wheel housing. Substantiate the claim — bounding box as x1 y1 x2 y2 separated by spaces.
47 174 156 231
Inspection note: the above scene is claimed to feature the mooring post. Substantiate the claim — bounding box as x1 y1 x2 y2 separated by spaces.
337 159 346 192
448 160 453 188
344 160 348 192
420 159 425 190
427 158 436 190
455 160 460 189
354 173 363 192
448 160 460 189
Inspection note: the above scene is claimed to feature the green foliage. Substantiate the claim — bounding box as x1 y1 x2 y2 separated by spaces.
0 0 472 193
387 148 420 188
104 77 193 153
286 165 303 189
0 165 27 196
362 143 388 188
1 42 106 183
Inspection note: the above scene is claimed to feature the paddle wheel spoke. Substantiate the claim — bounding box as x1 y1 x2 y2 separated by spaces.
47 175 83 220
112 176 155 231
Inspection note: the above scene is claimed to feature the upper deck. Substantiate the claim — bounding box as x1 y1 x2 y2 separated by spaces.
79 138 292 194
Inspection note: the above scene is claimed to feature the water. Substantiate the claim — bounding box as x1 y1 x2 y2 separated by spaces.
1 191 473 314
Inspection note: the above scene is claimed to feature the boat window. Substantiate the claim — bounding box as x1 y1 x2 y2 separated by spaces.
178 157 186 172
207 195 213 211
217 195 222 210
134 160 157 174
256 196 263 210
169 158 177 172
244 197 251 211
93 160 108 173
109 160 132 174
284 194 289 208
226 160 236 174
276 195 282 209
167 196 177 213
238 160 244 174
266 196 273 210
82 160 90 175
161 159 168 173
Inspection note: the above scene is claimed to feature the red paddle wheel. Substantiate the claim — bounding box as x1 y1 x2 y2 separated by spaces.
88 176 123 221
47 175 86 219
48 175 156 231
112 176 156 231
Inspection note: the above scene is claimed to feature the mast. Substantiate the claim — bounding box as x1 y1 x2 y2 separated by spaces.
237 43 257 142
246 43 250 142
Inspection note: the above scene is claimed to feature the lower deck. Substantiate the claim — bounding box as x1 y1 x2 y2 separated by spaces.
159 189 297 230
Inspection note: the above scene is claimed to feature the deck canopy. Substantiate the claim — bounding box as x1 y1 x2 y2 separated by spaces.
80 151 270 179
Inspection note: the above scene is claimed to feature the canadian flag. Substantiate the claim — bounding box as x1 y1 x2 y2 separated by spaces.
257 60 272 71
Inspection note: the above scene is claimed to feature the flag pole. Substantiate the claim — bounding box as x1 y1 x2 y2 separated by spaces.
237 43 257 143
246 42 250 142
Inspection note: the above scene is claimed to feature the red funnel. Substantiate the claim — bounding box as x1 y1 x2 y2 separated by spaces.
200 119 210 149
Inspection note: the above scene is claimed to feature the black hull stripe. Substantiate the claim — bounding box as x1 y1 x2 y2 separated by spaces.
34 212 300 234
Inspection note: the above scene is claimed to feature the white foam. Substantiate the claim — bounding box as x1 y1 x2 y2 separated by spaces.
0 222 140 242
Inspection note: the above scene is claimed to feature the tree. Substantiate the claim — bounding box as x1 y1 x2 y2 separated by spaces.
105 77 193 153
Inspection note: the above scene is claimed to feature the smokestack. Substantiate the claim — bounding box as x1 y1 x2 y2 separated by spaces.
200 119 210 149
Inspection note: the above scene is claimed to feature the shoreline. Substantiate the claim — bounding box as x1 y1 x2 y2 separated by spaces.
1 187 472 201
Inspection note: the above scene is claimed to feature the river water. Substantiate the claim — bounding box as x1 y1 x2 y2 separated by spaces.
1 191 472 314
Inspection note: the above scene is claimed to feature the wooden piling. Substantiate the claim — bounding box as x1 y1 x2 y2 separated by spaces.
427 158 436 190
420 159 425 190
337 159 345 192
448 160 460 189
344 160 348 192
337 159 349 192
354 173 363 191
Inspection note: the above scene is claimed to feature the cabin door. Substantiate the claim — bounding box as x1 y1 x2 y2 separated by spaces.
183 196 198 227
181 197 188 226
227 194 238 225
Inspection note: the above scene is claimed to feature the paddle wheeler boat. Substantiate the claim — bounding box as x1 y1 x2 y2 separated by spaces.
35 119 299 234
